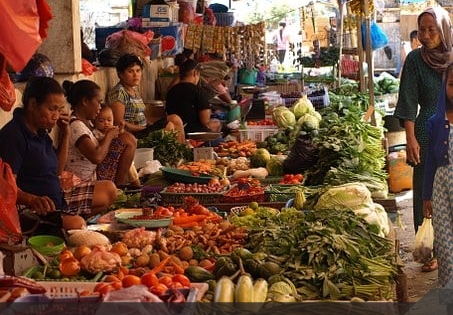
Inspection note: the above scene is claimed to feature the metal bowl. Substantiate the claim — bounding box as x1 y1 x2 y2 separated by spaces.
187 132 222 141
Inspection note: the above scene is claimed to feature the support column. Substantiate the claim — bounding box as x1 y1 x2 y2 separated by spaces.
39 0 82 74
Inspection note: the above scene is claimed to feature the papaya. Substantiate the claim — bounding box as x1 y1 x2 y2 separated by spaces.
230 247 253 264
258 261 281 280
184 266 215 282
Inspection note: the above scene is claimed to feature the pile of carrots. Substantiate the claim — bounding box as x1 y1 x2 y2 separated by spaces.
177 160 219 176
214 140 257 158
150 203 223 229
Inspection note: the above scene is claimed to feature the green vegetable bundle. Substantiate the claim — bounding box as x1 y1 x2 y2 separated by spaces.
304 92 388 198
137 130 193 167
244 207 397 301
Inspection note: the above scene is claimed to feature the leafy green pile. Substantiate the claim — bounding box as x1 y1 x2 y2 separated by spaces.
137 130 193 167
304 93 388 198
244 207 397 301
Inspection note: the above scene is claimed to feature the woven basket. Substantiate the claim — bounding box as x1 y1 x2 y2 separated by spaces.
214 12 235 26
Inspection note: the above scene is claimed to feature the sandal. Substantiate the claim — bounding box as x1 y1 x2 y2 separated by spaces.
422 257 438 272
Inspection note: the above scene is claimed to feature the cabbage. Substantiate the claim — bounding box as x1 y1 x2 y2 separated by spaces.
297 113 320 131
266 156 284 176
272 107 296 129
269 281 295 295
314 182 373 210
352 203 389 237
290 96 314 120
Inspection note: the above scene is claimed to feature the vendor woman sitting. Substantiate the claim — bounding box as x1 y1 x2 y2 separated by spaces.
0 77 117 236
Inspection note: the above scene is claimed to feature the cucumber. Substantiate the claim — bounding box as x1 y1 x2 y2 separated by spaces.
235 274 254 303
252 278 268 302
214 276 235 302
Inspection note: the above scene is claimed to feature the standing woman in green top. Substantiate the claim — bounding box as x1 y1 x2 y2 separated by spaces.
394 6 453 272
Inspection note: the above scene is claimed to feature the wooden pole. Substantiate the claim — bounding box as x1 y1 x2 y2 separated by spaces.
337 1 344 88
363 0 376 126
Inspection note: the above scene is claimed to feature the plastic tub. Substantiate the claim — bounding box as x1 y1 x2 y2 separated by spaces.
134 148 154 170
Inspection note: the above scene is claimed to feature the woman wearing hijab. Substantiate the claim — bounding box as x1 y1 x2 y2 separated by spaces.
394 6 453 272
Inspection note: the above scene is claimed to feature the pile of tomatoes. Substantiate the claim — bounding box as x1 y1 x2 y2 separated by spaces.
94 269 191 297
246 118 275 126
279 173 304 184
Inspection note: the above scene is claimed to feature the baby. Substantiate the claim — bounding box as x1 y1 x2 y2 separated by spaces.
93 106 140 187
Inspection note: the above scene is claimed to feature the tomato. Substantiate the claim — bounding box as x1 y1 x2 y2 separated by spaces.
149 283 168 296
158 275 174 287
122 275 142 288
94 283 116 295
171 274 191 288
59 257 80 277
294 174 303 182
58 249 73 262
290 179 301 184
169 281 184 289
141 272 159 288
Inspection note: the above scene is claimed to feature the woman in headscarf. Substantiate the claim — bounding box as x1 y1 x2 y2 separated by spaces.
394 6 453 272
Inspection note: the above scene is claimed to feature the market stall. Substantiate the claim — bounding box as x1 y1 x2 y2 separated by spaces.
0 81 407 308
0 0 410 310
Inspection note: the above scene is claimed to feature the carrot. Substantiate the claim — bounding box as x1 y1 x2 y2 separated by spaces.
175 221 199 229
173 214 207 225
151 255 172 274
172 262 185 274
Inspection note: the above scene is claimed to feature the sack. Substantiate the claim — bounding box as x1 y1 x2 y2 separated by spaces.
413 218 434 263
361 20 388 51
105 30 153 59
11 53 54 83
0 159 22 244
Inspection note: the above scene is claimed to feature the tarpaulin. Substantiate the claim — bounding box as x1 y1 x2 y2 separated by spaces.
0 0 53 72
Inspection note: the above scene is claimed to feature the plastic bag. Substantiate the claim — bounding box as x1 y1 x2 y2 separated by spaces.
412 218 434 263
10 53 54 83
0 0 52 72
361 20 388 51
105 30 153 59
0 55 16 112
0 159 21 244
283 134 319 175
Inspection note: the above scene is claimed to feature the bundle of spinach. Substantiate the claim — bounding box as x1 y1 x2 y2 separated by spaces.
304 93 388 197
137 130 193 167
245 207 397 301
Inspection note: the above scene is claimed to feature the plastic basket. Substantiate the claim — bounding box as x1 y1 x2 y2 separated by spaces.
37 281 98 298
222 187 266 204
308 90 330 111
238 127 278 142
160 187 227 205
11 293 100 315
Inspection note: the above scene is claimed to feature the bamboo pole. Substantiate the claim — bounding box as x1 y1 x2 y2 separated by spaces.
337 1 344 88
363 0 376 126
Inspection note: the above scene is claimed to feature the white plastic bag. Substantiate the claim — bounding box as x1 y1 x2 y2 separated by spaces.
412 218 434 263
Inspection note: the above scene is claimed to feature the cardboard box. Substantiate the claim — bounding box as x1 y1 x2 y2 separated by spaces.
143 4 173 21
145 23 184 57
194 147 214 161
142 21 171 27
0 244 38 276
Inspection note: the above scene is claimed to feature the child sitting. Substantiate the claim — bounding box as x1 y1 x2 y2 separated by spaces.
93 106 140 187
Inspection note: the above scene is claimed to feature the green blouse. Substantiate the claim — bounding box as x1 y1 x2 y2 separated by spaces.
394 49 442 150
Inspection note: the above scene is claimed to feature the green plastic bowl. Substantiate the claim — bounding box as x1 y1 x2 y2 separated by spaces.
28 235 65 256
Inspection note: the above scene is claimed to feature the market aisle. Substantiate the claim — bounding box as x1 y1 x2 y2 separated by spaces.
393 190 438 304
